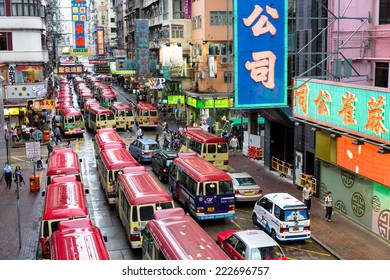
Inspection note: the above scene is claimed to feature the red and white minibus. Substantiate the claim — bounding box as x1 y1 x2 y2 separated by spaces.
46 148 83 185
180 126 229 170
49 218 110 260
93 128 127 157
135 101 158 128
40 178 89 259
142 208 230 260
85 105 116 133
57 107 85 136
96 148 139 204
116 166 174 249
111 101 134 130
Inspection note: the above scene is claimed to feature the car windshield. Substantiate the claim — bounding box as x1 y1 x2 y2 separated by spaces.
235 176 257 186
251 246 284 260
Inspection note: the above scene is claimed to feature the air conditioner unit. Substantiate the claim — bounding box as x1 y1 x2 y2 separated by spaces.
220 56 228 64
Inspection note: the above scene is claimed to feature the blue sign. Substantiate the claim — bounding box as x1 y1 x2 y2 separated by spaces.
234 0 288 108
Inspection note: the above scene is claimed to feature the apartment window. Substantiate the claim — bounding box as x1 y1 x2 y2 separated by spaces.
379 0 390 25
0 32 12 51
197 16 202 29
375 62 389 88
210 11 233 26
0 0 5 16
111 28 117 33
11 0 40 16
171 25 183 39
209 43 232 56
173 0 183 19
111 18 115 23
224 71 232 83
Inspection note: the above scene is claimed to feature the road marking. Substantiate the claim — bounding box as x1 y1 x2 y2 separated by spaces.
236 208 252 214
230 219 243 230
281 244 331 257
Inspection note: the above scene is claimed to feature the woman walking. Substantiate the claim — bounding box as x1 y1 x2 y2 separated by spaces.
14 166 26 190
4 162 12 189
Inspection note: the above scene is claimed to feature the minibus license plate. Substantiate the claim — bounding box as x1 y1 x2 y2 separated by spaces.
292 227 300 232
208 207 215 212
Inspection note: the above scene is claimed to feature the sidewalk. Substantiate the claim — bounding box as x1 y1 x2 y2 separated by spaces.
0 167 44 260
112 85 390 260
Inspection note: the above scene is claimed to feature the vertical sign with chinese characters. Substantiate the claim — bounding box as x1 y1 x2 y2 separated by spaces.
97 26 105 56
71 0 87 50
135 20 150 76
234 0 287 108
293 78 390 144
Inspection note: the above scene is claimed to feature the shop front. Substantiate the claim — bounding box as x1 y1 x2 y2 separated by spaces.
292 78 390 242
183 91 233 133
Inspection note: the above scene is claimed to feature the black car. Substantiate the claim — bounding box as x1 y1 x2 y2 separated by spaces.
151 150 178 182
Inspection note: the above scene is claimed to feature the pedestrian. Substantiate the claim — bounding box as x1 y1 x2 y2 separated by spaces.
36 157 43 170
163 134 170 150
47 140 54 161
229 135 239 156
136 126 143 139
162 106 167 119
124 124 132 138
66 140 72 148
49 128 55 142
155 134 160 145
14 166 26 190
54 126 62 144
302 182 313 212
4 162 12 189
324 191 333 222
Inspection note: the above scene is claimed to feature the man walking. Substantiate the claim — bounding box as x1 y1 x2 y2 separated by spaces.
302 182 313 212
229 135 239 156
4 162 12 189
54 126 62 144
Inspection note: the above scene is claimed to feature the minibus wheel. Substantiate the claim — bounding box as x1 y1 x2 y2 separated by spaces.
252 213 258 226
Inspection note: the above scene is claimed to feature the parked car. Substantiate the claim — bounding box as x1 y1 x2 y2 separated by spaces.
128 138 161 163
215 229 287 260
227 171 262 202
151 150 177 182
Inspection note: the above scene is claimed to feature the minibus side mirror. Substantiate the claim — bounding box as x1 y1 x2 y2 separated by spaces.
103 236 108 242
79 158 83 163
85 189 89 195
42 191 46 197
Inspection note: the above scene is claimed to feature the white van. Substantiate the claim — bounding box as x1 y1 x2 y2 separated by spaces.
252 193 311 241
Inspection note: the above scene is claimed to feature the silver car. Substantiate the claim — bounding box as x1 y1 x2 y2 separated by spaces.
227 171 262 202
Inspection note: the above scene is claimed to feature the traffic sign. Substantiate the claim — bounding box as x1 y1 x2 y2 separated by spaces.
26 142 41 159
32 129 43 141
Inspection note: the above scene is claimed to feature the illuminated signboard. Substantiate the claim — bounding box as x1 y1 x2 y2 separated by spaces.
72 0 87 50
57 65 84 74
97 26 105 56
135 20 149 76
234 0 287 108
293 78 390 144
337 135 390 187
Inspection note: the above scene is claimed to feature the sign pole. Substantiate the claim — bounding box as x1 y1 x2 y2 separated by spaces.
16 177 22 249
33 158 36 192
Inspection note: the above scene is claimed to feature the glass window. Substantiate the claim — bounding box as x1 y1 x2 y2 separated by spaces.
235 177 256 186
219 180 233 194
254 246 284 260
217 143 228 153
0 32 7 50
132 205 138 222
171 25 184 38
284 209 308 221
375 62 389 88
210 11 233 26
100 114 107 121
227 234 239 247
107 113 115 120
150 110 157 117
125 110 133 117
139 205 154 221
235 240 246 258
207 144 216 153
0 0 5 17
379 0 390 24
205 183 217 195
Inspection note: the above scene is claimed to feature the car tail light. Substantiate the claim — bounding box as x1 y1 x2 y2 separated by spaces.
141 152 146 155
196 207 204 213
130 234 140 241
304 226 310 231
235 190 240 195
224 160 229 165
113 125 116 128
163 168 169 172
229 205 235 211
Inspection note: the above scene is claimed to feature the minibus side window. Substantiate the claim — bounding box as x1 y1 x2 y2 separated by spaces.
51 221 60 234
132 206 138 222
274 205 283 220
43 221 49 237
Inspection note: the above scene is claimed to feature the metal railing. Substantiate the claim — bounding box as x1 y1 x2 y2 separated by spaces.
271 156 293 178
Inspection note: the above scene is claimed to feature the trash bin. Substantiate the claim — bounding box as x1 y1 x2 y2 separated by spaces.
43 130 50 142
30 175 40 192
